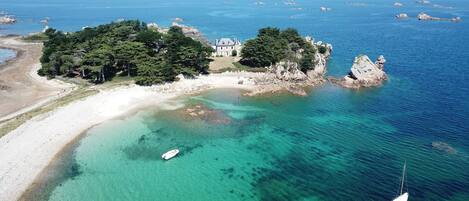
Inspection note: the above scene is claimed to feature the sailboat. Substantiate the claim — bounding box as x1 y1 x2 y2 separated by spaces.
393 162 409 201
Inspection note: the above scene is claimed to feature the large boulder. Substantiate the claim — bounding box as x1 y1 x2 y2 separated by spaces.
329 55 387 89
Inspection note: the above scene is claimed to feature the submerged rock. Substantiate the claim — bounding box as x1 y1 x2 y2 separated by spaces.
180 104 231 125
329 55 387 89
432 141 457 154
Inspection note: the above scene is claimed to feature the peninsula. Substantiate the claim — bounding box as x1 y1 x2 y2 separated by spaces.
0 21 333 201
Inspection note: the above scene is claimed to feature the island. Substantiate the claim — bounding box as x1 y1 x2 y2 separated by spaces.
38 22 332 96
0 21 336 201
417 12 462 22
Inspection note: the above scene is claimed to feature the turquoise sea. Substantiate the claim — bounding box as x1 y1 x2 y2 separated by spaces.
2 0 469 200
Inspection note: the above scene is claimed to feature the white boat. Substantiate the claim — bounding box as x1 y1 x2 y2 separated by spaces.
161 149 179 160
392 162 409 201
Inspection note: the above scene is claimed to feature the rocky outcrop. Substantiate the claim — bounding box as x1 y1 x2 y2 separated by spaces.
375 55 386 70
416 0 431 5
270 41 332 82
250 41 332 96
159 21 210 45
450 17 462 22
417 12 462 22
0 15 16 24
272 61 308 81
396 13 409 19
329 55 387 89
320 7 332 12
417 12 437 20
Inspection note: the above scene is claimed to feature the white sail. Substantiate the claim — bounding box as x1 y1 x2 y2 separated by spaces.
393 192 408 201
392 162 409 201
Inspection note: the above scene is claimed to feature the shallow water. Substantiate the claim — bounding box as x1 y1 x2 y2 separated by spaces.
0 48 15 65
42 88 469 201
2 0 468 200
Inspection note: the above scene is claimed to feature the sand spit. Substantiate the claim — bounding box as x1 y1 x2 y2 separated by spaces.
0 36 73 121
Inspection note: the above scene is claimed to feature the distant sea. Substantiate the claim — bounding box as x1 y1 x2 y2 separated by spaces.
2 0 469 200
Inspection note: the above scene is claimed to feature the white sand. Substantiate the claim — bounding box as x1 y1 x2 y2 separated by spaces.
0 72 263 201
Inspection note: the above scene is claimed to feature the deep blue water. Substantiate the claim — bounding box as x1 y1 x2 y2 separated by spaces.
3 0 469 200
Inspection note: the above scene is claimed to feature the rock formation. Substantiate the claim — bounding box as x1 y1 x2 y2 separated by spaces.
329 55 387 89
320 7 332 12
396 13 409 19
451 17 462 22
159 21 210 45
272 61 307 81
417 12 462 22
250 41 332 96
416 0 431 5
417 12 438 20
0 15 16 24
375 55 386 70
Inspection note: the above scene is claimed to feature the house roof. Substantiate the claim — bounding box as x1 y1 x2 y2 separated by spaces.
216 38 238 46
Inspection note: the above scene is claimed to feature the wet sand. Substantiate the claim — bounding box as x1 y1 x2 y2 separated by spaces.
0 36 73 121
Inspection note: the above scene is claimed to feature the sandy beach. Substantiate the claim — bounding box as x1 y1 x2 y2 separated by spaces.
0 36 73 121
0 71 263 201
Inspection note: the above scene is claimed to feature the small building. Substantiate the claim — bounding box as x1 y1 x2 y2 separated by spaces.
212 38 242 57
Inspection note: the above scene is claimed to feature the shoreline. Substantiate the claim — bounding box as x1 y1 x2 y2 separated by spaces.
19 89 204 201
0 72 264 201
0 47 19 69
0 36 74 122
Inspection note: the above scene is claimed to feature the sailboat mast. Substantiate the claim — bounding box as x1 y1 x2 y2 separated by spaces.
400 161 407 195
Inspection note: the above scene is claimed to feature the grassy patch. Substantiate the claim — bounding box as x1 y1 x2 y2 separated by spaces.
210 62 268 73
22 33 48 42
0 88 98 138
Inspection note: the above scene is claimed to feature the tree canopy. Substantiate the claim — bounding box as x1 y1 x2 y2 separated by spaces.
240 27 317 72
38 20 213 85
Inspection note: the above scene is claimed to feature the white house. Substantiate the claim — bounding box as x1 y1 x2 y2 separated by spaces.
212 38 242 57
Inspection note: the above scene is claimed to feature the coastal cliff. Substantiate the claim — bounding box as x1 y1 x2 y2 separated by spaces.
329 55 387 89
